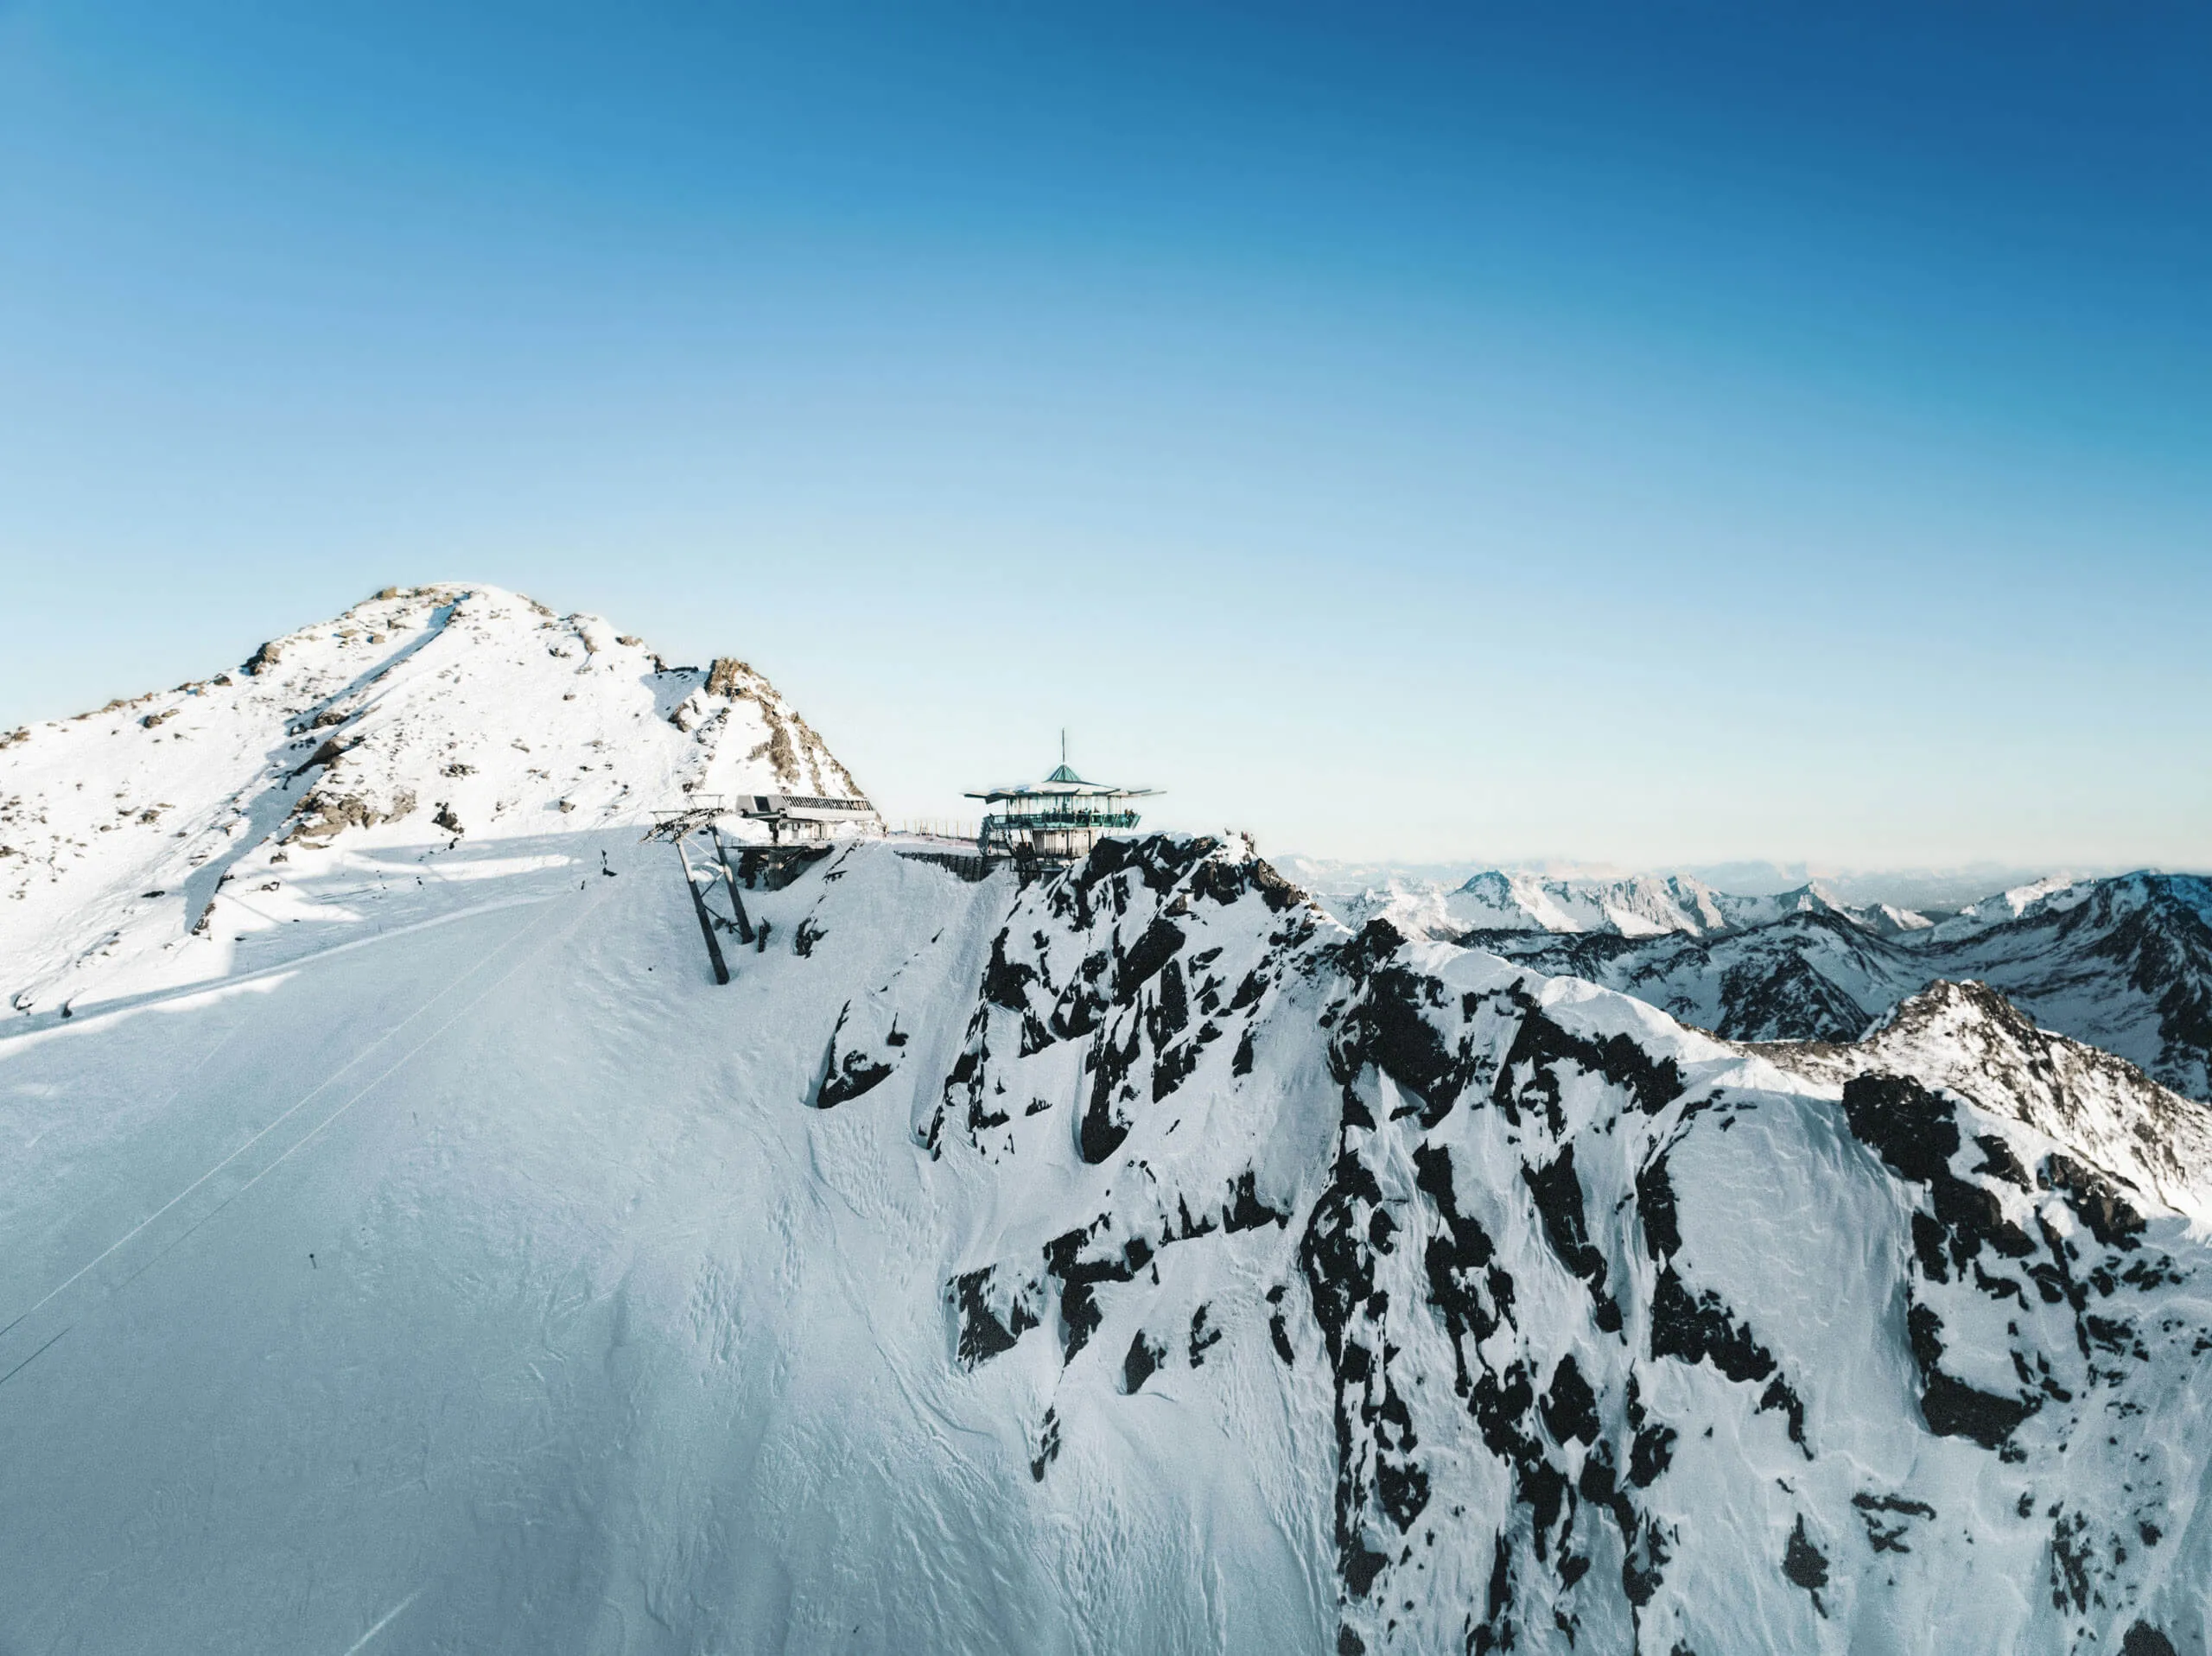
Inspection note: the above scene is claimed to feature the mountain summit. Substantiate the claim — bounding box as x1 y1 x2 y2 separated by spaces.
0 583 859 1021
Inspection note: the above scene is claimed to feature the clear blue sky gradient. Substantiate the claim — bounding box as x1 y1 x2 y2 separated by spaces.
3 3 2206 867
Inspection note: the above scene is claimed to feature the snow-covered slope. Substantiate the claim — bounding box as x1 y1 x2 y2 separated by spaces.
4 600 2211 1653
0 583 860 1025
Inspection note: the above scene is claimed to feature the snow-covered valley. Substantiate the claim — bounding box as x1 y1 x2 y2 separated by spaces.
3 589 2209 1654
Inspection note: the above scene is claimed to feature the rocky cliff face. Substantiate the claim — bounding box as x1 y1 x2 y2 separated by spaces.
822 840 2212 1653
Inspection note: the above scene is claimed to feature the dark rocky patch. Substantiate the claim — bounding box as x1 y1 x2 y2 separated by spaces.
1974 1134 2031 1188
1223 1169 1290 1233
1080 1018 1143 1163
1920 1370 2037 1450
1852 1492 1935 1552
817 1046 894 1108
1841 1072 1959 1184
1541 1356 1599 1446
1029 1407 1061 1481
1629 1421 1676 1488
1523 1147 1623 1332
2048 1509 2092 1614
1847 1075 2043 1298
1471 1532 1516 1654
1339 958 1482 1127
1123 1329 1165 1393
1300 1147 1431 1602
815 1002 898 1107
1411 1142 1510 1389
1050 952 1109 1041
980 930 1037 1012
1116 916 1186 1004
1494 1002 1685 1126
950 1266 1040 1369
1781 1515 1830 1617
1635 1148 1682 1260
1146 959 1189 1047
1907 1294 2039 1450
1044 1219 1136 1361
1188 1304 1223 1367
2042 1153 2145 1250
1651 1266 1775 1385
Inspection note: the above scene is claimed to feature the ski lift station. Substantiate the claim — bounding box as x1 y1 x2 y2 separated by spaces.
966 747 1160 864
646 743 1158 983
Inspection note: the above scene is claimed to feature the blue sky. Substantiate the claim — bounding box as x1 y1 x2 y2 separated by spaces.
3 2 2206 869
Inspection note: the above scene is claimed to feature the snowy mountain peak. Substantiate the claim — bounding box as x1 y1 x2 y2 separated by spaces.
0 582 862 1021
1766 978 2212 1225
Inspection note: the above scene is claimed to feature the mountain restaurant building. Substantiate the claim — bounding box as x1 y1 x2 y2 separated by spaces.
967 758 1158 864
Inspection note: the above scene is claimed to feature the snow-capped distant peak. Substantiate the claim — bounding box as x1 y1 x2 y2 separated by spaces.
1929 874 2097 942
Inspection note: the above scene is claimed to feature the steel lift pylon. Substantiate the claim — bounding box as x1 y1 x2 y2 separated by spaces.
641 809 755 985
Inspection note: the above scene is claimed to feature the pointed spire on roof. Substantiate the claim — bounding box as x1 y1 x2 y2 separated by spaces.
1046 727 1084 784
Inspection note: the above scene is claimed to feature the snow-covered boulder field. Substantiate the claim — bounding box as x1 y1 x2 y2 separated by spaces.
3 591 2208 1653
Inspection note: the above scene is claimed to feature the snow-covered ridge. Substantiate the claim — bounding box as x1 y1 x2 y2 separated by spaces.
3 798 2210 1651
0 582 861 1022
1331 868 1932 942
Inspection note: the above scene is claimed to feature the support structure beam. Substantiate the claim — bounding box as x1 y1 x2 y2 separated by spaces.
709 826 756 943
674 837 731 986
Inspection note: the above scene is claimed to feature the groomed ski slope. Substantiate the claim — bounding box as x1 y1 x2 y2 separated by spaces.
0 831 1335 1654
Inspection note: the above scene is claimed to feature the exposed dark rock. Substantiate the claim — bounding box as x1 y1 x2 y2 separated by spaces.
1116 917 1185 1002
1651 1266 1775 1385
1540 1356 1599 1446
1494 1004 1685 1125
1123 1329 1165 1393
1782 1515 1830 1617
2042 1153 2146 1251
1920 1370 2037 1450
1523 1147 1622 1332
950 1266 1039 1368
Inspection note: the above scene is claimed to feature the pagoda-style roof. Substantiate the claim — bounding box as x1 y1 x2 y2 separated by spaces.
965 764 1157 803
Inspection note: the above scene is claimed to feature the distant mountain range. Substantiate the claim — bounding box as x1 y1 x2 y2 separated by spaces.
1330 869 2212 1101
1280 856 2120 913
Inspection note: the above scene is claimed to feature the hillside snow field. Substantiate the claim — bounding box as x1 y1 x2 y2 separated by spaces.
3 591 2209 1654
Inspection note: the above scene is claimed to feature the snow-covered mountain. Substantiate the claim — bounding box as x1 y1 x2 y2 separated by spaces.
1347 871 2212 1103
4 591 2210 1654
1331 869 1932 942
0 582 859 1022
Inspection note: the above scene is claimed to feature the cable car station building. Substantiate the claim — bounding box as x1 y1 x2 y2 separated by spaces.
967 754 1158 865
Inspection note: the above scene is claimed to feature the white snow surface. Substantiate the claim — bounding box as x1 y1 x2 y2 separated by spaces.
3 593 2210 1654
